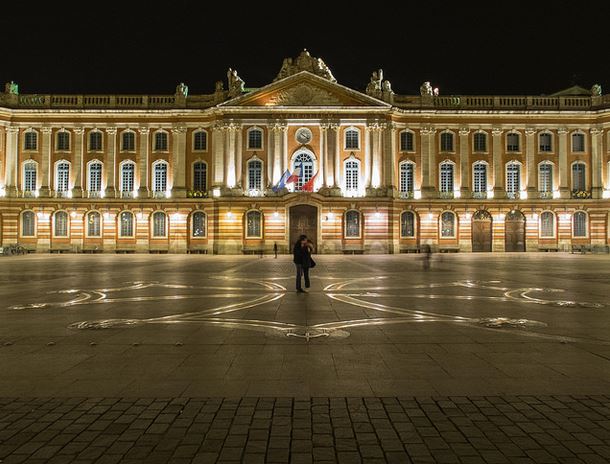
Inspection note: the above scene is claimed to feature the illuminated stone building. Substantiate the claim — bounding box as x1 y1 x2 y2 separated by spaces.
0 51 609 253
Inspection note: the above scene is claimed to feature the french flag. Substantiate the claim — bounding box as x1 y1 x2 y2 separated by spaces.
286 163 302 184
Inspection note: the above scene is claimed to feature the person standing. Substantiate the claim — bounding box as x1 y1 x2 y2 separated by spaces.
293 235 311 292
273 242 278 259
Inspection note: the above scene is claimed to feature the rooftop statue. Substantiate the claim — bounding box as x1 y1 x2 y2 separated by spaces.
4 81 18 95
591 84 602 97
227 68 245 97
175 82 188 97
274 50 336 82
420 81 434 97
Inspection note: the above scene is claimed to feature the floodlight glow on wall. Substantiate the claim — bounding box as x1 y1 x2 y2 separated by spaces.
603 190 610 199
165 190 172 198
0 186 5 197
212 188 221 198
487 189 494 199
553 190 561 199
453 190 461 199
520 190 528 200
413 190 422 199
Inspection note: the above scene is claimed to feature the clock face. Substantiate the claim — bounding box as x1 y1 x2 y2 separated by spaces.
295 127 312 145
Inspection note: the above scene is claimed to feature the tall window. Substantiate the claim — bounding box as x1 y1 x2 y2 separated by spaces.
345 160 359 192
24 161 37 192
293 152 314 191
246 210 262 238
473 132 487 152
119 211 134 237
440 132 454 152
572 162 586 191
248 159 263 191
154 131 168 151
573 211 587 237
122 131 135 151
539 133 552 152
24 130 38 150
152 211 167 237
88 161 103 194
56 162 70 193
54 211 69 237
345 128 359 149
538 163 553 193
89 131 102 151
399 162 414 194
153 161 168 193
247 128 263 150
345 210 361 238
473 162 487 194
506 162 521 196
572 133 585 152
400 131 414 151
193 130 207 151
400 211 415 238
440 211 456 238
56 131 70 151
439 162 454 193
193 162 207 191
191 212 206 237
87 211 101 237
506 133 520 152
21 211 35 237
120 162 135 193
540 212 555 238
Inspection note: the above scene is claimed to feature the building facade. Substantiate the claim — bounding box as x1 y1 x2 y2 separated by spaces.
1 51 609 254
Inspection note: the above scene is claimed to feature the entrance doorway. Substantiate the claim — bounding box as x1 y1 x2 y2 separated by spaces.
289 205 318 252
471 210 492 252
505 210 526 252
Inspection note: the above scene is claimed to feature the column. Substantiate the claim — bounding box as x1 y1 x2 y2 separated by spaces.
266 127 273 187
104 127 116 198
558 128 569 198
138 127 150 197
371 124 383 188
332 124 341 189
364 124 372 188
459 128 470 197
212 123 225 188
223 123 237 188
271 123 284 185
383 122 397 193
72 127 84 198
317 125 324 189
4 127 18 196
525 127 536 197
171 125 187 197
235 128 243 187
591 128 603 199
492 128 504 197
282 126 289 174
40 127 52 197
420 126 432 197
321 124 332 187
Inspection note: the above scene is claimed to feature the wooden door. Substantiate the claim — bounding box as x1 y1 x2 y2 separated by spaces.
289 205 318 252
505 211 525 252
472 220 492 252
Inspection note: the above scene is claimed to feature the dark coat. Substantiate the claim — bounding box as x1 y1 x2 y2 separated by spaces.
293 242 312 267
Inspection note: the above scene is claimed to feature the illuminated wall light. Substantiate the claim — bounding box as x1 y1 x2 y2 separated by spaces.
212 188 221 198
273 211 279 218
520 190 528 200
132 190 139 199
37 212 50 221
65 190 73 199
531 213 539 220
553 190 561 199
165 190 172 199
325 212 334 221
136 212 144 220
453 190 461 199
463 212 471 221
494 214 504 222
103 212 112 221
413 190 422 199
603 190 610 199
171 212 182 221
487 189 494 199
226 210 233 219
427 212 434 220
99 190 105 199
374 211 382 219
561 213 571 221
70 211 77 218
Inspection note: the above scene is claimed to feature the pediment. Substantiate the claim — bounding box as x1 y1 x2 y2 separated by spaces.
219 72 390 108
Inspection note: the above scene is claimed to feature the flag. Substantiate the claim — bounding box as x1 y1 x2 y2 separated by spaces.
272 170 290 193
302 172 318 192
286 163 302 184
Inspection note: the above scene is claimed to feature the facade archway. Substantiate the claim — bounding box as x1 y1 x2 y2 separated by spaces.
505 210 526 252
289 204 318 252
471 210 492 252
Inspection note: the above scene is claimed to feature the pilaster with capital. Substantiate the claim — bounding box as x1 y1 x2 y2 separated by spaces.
383 122 397 194
40 128 52 197
271 122 286 185
525 127 537 198
420 126 436 198
137 128 150 197
459 128 470 196
223 123 239 189
104 128 117 198
332 123 341 189
491 128 505 197
591 128 603 199
557 128 569 198
364 124 372 188
320 123 332 187
72 127 84 198
172 125 187 197
370 122 385 189
211 123 225 188
4 127 18 196
236 129 243 187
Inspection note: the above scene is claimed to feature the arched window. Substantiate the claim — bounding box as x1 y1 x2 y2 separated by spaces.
572 132 585 152
293 152 314 191
21 211 35 237
89 131 103 151
86 211 101 237
152 161 168 193
472 162 487 194
56 130 70 151
345 210 361 238
119 211 134 237
539 132 552 152
245 210 262 238
193 161 207 191
23 161 38 193
54 211 69 237
191 212 207 238
345 159 360 192
440 211 456 238
88 161 103 194
154 131 168 151
538 162 553 194
540 211 555 238
473 132 487 152
400 131 414 152
506 132 520 152
573 211 587 237
572 162 586 191
440 132 454 152
24 130 38 151
439 162 454 193
120 162 135 193
400 211 416 238
399 161 414 195
506 162 521 197
121 131 135 151
56 162 70 193
345 128 359 150
193 130 207 151
247 127 263 150
248 159 263 191
152 211 167 237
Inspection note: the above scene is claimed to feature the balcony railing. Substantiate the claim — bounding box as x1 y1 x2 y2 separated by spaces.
152 191 168 199
399 191 414 199
471 191 487 199
55 190 71 198
439 191 454 199
186 190 208 198
120 191 135 199
88 190 102 199
571 190 592 199
539 191 554 199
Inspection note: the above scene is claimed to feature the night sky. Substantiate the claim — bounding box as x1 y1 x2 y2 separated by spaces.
1 1 608 97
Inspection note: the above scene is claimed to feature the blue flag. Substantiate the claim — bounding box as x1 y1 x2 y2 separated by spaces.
272 170 290 192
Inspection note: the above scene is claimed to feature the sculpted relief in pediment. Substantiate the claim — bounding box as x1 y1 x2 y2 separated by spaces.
265 83 344 106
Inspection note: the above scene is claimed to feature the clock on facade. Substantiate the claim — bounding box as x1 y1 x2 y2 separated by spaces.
295 127 312 145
